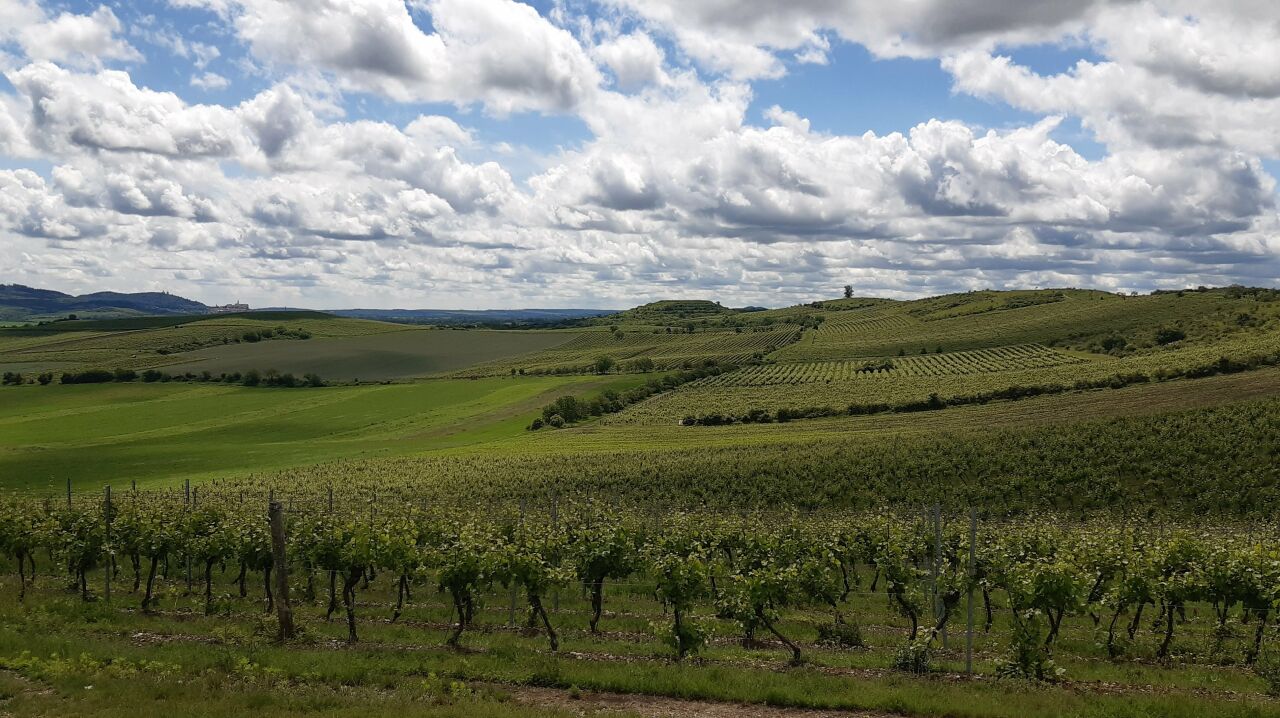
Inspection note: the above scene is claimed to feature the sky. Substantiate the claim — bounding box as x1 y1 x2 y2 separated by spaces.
1 1 1279 309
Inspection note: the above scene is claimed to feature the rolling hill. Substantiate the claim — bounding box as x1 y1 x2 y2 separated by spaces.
0 284 209 321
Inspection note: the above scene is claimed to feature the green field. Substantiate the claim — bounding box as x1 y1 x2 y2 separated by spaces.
4 287 1280 718
0 374 645 491
158 328 573 381
0 313 572 380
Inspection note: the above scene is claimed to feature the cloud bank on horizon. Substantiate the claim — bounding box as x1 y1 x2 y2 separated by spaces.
1 0 1278 309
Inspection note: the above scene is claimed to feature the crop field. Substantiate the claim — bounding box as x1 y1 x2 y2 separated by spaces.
453 325 801 376
0 374 647 491
0 313 412 374
158 328 573 381
4 288 1280 718
0 316 575 381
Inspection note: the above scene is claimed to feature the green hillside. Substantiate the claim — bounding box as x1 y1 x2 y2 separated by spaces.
5 286 1280 718
0 313 571 381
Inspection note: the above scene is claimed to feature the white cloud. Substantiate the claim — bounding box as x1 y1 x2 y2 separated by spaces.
1 1 1279 307
18 6 141 69
203 0 602 113
191 72 230 90
943 48 1280 158
604 0 1118 78
6 63 247 157
594 32 667 90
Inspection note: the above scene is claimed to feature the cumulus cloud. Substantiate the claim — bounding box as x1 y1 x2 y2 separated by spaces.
943 49 1280 158
0 0 1278 306
17 5 141 68
594 32 667 90
202 0 602 113
605 0 1118 78
191 72 230 90
7 63 247 157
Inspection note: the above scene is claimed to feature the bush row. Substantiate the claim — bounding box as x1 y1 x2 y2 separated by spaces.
532 362 732 429
2 368 325 388
152 325 312 355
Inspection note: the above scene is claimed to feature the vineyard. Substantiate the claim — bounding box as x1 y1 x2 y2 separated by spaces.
4 288 1280 716
1 490 1280 717
774 288 1280 361
694 344 1092 386
239 385 1280 517
611 327 1280 424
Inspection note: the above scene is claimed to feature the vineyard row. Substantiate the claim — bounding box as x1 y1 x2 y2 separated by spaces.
5 493 1280 677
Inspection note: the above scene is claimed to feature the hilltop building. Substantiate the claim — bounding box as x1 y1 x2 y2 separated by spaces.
210 302 250 314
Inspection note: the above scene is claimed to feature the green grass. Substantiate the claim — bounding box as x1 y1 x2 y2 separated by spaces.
1 574 1277 718
0 374 647 491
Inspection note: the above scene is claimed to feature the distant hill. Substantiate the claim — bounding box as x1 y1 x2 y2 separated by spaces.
0 284 208 321
325 307 619 326
601 299 767 324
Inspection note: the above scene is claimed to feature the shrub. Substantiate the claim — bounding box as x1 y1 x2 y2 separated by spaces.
628 356 656 373
1155 327 1186 345
61 369 114 384
113 369 138 382
1 372 22 386
543 395 581 424
37 373 53 386
816 621 865 648
892 638 933 674
141 369 164 383
242 369 261 387
995 610 1063 681
1100 335 1128 352
547 414 565 428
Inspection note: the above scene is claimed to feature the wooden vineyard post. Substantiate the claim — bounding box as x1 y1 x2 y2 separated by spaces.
67 477 72 507
551 492 560 612
966 507 976 675
103 485 112 604
934 505 946 649
510 498 525 627
184 479 192 593
268 500 295 641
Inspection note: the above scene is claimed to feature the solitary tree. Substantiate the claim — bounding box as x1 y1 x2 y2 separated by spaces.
843 285 853 299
